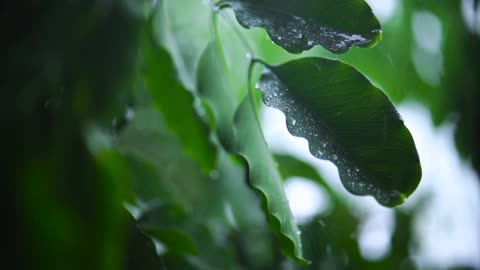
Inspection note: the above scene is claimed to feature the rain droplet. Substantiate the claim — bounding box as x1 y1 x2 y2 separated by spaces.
332 154 338 160
354 167 360 172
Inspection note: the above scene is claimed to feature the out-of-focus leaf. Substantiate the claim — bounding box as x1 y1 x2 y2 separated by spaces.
4 2 142 269
215 153 266 229
274 154 325 185
141 21 216 173
197 42 307 264
123 155 177 204
136 203 198 257
143 229 198 255
224 0 382 53
115 93 253 268
257 58 421 207
124 213 164 270
274 153 345 207
115 106 210 211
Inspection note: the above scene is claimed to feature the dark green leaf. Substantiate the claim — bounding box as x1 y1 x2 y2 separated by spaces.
143 228 198 255
197 43 307 264
224 0 382 53
124 213 164 270
257 58 421 207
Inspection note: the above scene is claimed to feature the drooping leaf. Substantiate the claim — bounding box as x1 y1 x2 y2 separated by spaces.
234 97 308 264
257 58 421 207
141 21 216 173
197 42 308 263
224 0 382 53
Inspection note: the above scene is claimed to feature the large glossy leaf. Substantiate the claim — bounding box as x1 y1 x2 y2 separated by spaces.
257 58 421 207
224 0 382 53
197 43 307 263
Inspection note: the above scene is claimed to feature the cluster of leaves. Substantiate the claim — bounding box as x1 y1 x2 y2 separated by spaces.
4 0 432 269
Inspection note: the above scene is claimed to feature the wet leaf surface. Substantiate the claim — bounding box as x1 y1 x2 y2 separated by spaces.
225 0 382 53
257 57 421 206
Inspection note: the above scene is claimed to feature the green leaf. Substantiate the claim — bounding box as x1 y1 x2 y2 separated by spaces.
257 58 421 207
235 97 308 264
197 43 240 151
138 204 198 256
141 23 217 173
154 0 212 90
274 154 326 185
197 43 308 264
143 228 198 255
224 0 382 53
115 105 211 210
123 155 177 205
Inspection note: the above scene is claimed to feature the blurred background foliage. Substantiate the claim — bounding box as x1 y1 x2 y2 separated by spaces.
3 0 479 270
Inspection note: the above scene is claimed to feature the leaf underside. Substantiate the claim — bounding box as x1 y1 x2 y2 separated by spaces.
257 57 422 207
225 0 382 53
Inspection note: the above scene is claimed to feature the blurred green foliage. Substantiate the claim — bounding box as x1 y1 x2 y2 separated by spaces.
4 0 479 269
